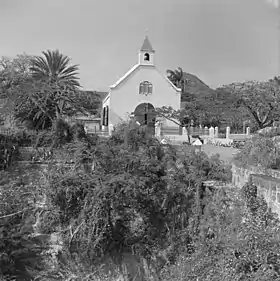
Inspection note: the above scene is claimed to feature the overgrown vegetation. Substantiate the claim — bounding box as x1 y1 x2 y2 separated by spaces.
1 54 280 281
234 133 280 170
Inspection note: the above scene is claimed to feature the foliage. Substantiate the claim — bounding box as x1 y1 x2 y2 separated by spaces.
218 79 280 129
1 51 100 131
166 67 187 92
0 134 18 170
258 126 280 138
34 124 233 281
12 130 38 147
14 80 100 130
30 50 80 88
0 54 33 130
0 54 32 99
234 135 280 170
0 170 47 280
153 100 223 130
161 184 280 281
166 67 221 127
183 151 232 182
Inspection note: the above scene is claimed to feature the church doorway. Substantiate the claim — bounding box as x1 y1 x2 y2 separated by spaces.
133 103 156 135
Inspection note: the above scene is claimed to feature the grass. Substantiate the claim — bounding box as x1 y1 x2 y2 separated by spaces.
202 144 239 163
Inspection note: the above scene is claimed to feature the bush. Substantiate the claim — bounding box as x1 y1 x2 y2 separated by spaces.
34 130 53 148
12 130 37 147
70 122 87 141
184 150 232 182
0 134 19 170
160 183 280 281
0 171 47 280
234 135 280 170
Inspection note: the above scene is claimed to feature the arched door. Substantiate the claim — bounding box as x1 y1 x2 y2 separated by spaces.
134 103 155 134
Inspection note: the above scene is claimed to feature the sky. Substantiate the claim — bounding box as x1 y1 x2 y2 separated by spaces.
0 0 279 91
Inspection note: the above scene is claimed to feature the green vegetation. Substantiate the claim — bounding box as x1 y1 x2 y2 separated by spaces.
234 133 280 170
0 51 100 131
1 123 280 280
1 54 280 280
165 68 280 131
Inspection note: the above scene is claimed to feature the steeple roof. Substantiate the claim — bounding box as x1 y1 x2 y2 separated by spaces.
140 36 155 52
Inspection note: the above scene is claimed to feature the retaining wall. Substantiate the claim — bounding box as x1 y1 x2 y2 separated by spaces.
232 161 280 217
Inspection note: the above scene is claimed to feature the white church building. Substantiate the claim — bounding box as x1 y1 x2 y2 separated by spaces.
101 36 181 135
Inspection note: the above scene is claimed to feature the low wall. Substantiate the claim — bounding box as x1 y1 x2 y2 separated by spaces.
232 161 280 217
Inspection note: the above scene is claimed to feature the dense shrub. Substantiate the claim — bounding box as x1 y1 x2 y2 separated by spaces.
0 171 47 280
234 135 280 170
34 130 53 148
12 130 37 147
258 126 280 138
34 125 233 280
3 120 277 280
184 150 232 182
161 183 280 281
0 134 19 170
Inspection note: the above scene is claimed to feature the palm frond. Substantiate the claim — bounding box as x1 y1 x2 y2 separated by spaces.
30 50 80 87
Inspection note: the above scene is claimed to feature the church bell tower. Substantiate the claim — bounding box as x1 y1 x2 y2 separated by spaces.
138 36 155 66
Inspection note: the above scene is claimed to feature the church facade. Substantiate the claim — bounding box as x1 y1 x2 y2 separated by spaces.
101 36 181 134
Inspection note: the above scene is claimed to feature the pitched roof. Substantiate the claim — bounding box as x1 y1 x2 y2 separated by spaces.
109 64 140 89
140 36 155 52
109 64 181 92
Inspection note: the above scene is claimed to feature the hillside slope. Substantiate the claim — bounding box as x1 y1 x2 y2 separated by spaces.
181 72 215 102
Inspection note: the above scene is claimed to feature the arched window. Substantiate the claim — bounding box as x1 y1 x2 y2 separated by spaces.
139 81 153 96
144 53 150 61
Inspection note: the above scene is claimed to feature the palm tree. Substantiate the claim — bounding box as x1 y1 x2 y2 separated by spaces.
166 67 187 93
30 50 80 87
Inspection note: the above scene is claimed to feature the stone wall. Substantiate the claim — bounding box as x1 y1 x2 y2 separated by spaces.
232 161 280 217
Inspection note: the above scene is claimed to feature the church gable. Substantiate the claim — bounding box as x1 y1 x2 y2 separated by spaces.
110 64 180 93
110 65 180 109
105 36 181 129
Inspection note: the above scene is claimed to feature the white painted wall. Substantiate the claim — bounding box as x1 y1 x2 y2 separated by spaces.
109 65 181 128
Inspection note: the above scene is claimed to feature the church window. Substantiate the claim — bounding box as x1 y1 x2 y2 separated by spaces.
144 53 150 61
139 81 152 96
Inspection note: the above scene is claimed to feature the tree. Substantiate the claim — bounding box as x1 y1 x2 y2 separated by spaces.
0 53 32 97
218 80 280 129
0 54 34 129
14 81 100 130
166 67 188 93
152 102 220 135
30 50 80 88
